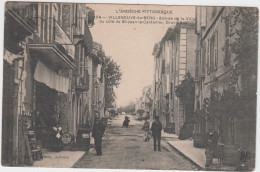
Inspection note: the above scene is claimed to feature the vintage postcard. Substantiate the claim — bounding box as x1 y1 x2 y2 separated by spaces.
1 1 258 171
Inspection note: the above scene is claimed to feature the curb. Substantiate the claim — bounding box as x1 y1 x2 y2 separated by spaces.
72 151 88 168
167 142 204 170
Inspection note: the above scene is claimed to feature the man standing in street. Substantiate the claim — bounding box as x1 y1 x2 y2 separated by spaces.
92 116 106 156
151 116 162 151
205 124 219 167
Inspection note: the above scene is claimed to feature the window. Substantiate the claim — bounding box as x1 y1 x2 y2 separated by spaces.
170 82 173 99
208 32 218 73
154 82 157 94
207 39 210 74
224 19 231 65
80 46 84 75
225 18 230 37
57 3 61 25
41 4 44 39
44 5 48 42
210 34 215 73
161 59 165 74
224 39 230 65
195 50 200 80
214 31 218 70
201 43 206 76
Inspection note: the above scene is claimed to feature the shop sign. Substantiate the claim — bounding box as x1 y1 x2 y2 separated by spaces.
82 133 90 138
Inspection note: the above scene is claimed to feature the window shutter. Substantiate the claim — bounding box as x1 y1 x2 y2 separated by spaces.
225 18 229 37
162 59 165 74
207 39 210 75
201 42 206 76
195 50 200 80
85 70 89 90
214 31 218 70
224 39 230 65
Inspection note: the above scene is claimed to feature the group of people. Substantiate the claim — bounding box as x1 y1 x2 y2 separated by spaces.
93 115 219 166
142 116 162 151
92 115 219 167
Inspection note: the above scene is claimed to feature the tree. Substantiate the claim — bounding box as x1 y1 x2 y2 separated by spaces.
175 72 195 139
175 72 195 121
103 56 122 108
203 87 244 144
120 102 136 114
229 7 258 91
222 7 258 142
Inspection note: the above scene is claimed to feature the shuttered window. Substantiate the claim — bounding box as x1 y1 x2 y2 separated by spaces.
214 31 218 70
161 59 165 74
224 39 230 65
201 42 206 76
210 34 215 73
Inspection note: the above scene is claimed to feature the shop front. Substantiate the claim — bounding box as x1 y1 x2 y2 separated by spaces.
33 60 71 151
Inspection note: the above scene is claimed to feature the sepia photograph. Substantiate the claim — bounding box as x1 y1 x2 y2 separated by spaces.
1 0 259 171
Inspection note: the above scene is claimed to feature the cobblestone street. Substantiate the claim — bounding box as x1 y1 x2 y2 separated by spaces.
74 115 198 170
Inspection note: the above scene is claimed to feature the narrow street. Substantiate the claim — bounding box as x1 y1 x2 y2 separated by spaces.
74 115 198 170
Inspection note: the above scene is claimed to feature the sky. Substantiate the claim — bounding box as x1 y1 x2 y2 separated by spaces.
88 4 195 107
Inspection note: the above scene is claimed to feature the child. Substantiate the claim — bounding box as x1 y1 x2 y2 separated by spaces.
143 118 150 141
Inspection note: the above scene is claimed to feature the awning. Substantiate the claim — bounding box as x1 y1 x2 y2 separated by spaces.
34 60 69 94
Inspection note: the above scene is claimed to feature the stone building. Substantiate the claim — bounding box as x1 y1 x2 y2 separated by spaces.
135 85 153 119
152 22 196 135
194 6 256 167
2 2 95 165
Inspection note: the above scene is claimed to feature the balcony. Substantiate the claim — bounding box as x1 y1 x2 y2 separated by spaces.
4 3 37 54
74 17 93 55
76 70 89 92
29 18 75 70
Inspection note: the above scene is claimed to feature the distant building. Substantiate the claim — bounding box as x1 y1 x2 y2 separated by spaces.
135 85 153 119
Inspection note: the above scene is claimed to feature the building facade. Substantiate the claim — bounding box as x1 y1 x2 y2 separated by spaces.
2 2 97 166
194 6 256 166
152 22 196 135
135 85 153 119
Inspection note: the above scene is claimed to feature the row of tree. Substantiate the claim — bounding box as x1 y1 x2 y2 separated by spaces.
103 55 122 109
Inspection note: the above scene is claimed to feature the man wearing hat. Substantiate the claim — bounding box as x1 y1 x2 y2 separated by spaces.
92 116 105 156
151 116 162 151
205 124 219 167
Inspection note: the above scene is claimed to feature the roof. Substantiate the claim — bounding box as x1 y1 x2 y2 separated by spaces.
154 21 195 59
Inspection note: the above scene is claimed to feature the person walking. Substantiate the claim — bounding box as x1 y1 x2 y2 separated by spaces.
151 116 162 151
205 125 219 167
92 116 106 156
123 116 130 127
142 118 150 141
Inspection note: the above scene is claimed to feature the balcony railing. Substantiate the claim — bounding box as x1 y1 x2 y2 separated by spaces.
9 3 38 31
36 17 75 59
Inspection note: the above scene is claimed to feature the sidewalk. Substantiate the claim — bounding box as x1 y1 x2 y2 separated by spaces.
32 150 86 168
161 131 178 139
168 139 236 171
